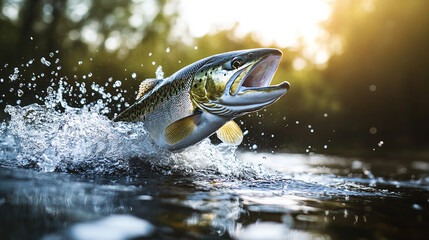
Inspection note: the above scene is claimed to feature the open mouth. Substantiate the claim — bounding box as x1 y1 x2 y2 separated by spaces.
215 49 290 112
232 54 286 95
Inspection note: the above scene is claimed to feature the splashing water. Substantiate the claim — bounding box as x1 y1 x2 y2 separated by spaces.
155 66 164 79
4 103 156 174
0 53 264 179
1 96 259 178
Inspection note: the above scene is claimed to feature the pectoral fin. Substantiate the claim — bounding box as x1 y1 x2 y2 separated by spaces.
136 78 162 99
216 120 243 145
164 113 202 145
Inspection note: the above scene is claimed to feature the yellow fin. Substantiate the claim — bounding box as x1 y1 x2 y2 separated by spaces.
216 120 243 145
136 78 161 99
164 113 201 145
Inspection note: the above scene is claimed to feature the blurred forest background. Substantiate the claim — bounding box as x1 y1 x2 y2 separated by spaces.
0 0 428 157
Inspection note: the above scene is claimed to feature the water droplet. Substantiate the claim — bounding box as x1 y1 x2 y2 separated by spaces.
148 52 152 56
308 125 312 128
131 73 137 79
413 204 422 210
88 72 93 77
324 145 328 149
369 84 376 92
152 61 155 65
243 130 249 136
324 113 328 117
17 89 24 97
378 141 384 147
166 47 170 53
194 46 198 50
9 67 19 81
310 129 314 133
41 57 51 66
49 52 54 57
78 61 83 65
252 144 258 150
113 80 122 88
30 36 33 40
296 121 299 124
369 127 377 134
155 66 164 79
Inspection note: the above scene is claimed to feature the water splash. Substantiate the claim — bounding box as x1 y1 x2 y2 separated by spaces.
3 103 156 173
155 66 164 79
1 100 260 177
0 52 264 179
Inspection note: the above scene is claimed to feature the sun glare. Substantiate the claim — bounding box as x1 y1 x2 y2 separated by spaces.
180 0 333 66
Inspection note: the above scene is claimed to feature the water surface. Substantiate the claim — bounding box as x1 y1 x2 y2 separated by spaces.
1 145 428 239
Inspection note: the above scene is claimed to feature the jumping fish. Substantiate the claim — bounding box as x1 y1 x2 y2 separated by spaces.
113 49 290 151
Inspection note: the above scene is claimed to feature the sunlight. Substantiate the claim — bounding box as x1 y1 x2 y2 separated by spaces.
180 0 333 65
2 2 20 22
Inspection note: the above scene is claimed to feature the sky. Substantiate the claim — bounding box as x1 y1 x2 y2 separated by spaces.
178 0 334 67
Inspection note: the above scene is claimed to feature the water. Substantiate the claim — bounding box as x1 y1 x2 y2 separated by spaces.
0 153 428 240
1 54 429 240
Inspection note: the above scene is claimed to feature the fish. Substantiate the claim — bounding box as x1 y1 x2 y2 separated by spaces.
113 48 290 151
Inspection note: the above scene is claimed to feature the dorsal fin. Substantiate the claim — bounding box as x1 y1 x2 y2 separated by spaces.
136 78 162 99
216 120 243 145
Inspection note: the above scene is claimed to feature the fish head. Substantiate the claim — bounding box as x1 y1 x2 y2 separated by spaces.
190 48 290 118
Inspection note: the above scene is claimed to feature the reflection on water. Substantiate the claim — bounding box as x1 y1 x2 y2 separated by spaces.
56 215 154 240
0 152 428 240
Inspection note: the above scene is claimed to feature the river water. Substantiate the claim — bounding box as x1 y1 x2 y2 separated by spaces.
0 55 428 239
0 152 428 240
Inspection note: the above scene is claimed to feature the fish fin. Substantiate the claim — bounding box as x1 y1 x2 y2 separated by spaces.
136 78 161 99
164 112 202 145
216 120 243 145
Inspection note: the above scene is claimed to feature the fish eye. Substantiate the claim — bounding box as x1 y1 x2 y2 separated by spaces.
231 58 243 69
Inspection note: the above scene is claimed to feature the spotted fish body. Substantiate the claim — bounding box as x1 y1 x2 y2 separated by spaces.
114 49 290 151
